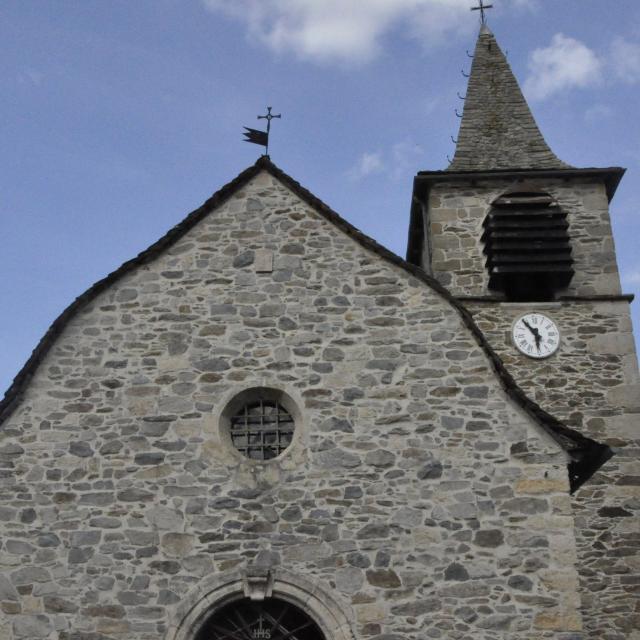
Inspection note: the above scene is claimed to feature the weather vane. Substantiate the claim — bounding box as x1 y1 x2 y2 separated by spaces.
471 0 493 25
242 106 281 157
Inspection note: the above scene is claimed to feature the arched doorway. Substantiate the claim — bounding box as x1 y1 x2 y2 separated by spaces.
195 597 326 640
167 569 354 640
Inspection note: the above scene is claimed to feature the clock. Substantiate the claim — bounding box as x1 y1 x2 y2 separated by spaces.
512 312 560 359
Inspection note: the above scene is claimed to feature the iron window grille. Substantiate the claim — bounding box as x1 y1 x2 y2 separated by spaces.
230 399 295 460
196 597 325 640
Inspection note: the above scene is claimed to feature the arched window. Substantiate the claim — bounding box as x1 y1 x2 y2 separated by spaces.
195 597 326 640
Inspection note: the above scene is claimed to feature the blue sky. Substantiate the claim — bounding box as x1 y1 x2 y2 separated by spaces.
1 0 639 394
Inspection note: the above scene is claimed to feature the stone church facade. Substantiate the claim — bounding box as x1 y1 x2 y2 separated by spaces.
0 25 638 640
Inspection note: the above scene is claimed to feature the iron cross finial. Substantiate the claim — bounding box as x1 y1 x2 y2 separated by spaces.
257 106 281 156
471 0 494 24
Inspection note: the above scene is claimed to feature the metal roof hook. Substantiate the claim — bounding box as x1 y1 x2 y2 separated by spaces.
457 92 466 101
461 69 470 78
451 136 458 144
466 50 474 58
455 109 463 118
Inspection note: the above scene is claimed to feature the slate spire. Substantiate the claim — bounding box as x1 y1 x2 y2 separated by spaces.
449 25 571 171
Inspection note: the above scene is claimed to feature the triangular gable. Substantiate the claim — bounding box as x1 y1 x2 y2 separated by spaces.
0 156 611 490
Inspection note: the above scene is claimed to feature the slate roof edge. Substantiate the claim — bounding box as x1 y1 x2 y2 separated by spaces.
456 294 636 304
416 167 626 202
0 160 265 428
0 155 610 492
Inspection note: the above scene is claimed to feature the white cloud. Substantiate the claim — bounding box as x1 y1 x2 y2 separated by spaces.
348 141 423 181
610 37 640 84
510 0 540 10
623 269 640 286
390 140 423 179
348 151 384 180
203 0 474 65
524 33 603 101
584 103 613 123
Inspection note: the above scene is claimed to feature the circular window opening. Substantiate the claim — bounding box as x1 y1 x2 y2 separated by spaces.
195 597 326 640
221 388 299 462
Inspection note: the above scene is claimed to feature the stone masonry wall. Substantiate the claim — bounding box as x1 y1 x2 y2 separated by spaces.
0 170 584 640
468 300 640 640
419 174 639 639
424 178 622 298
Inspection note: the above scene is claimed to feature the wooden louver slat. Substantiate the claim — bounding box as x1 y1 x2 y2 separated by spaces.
481 192 574 300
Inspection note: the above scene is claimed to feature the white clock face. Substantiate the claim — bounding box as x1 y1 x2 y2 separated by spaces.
512 313 560 359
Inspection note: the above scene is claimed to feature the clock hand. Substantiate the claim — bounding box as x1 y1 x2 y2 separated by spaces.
522 319 542 350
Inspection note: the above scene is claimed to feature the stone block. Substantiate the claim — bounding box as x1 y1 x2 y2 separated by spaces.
12 615 53 638
515 478 567 494
587 333 637 356
607 384 640 411
335 567 364 594
534 610 582 632
254 249 273 273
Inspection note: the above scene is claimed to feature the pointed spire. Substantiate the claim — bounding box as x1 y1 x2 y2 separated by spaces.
449 26 571 171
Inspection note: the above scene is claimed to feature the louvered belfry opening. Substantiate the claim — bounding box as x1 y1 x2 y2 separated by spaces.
481 190 574 300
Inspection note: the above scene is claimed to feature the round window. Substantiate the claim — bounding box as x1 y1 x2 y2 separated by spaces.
221 388 299 461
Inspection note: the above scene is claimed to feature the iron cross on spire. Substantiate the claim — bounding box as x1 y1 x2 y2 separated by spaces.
471 0 493 24
258 106 281 156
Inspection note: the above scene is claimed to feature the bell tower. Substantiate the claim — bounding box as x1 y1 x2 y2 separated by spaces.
407 24 640 640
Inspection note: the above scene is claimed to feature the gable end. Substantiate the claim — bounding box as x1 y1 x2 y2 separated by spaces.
0 157 612 491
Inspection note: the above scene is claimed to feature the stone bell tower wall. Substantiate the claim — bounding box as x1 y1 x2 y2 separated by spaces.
417 175 640 638
467 295 640 640
421 176 624 299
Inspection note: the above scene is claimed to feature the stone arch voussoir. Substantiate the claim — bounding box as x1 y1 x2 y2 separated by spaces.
166 568 356 640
